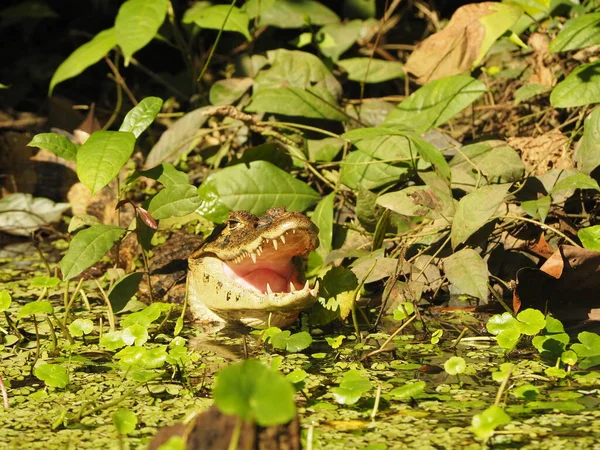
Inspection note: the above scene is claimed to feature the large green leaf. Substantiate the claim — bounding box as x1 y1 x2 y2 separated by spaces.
451 184 509 248
209 77 253 106
244 0 339 29
475 3 523 66
338 58 404 83
183 4 251 40
245 87 347 121
550 173 600 193
197 161 320 223
385 75 487 133
49 28 116 94
115 0 168 61
28 133 78 161
317 20 363 62
550 60 600 108
213 359 296 426
312 193 335 263
444 248 488 301
147 184 203 219
77 131 136 195
60 225 126 280
549 12 600 53
119 97 163 138
576 107 600 174
254 49 342 98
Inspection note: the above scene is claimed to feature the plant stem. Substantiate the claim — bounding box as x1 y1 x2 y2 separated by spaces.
360 314 417 361
450 327 469 349
502 215 580 247
494 365 513 407
94 280 115 332
228 416 243 450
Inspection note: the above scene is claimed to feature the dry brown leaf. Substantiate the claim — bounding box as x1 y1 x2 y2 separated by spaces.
404 3 498 84
507 130 572 176
527 33 554 87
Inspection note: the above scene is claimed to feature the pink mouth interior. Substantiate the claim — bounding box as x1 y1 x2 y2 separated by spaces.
221 237 307 294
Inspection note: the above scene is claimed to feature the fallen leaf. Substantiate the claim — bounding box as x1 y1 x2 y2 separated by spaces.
404 3 522 84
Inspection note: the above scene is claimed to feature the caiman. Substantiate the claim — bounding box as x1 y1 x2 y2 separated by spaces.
187 207 320 329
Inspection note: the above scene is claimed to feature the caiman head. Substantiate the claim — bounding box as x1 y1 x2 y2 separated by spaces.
187 207 320 328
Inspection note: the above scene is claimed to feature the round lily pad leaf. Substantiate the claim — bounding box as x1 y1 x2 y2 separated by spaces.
444 356 466 375
112 408 138 435
34 363 69 389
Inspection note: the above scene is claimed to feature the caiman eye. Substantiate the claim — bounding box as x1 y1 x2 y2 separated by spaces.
228 220 240 229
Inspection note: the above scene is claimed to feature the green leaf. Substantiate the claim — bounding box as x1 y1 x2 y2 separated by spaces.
389 381 426 399
271 330 313 352
444 356 466 375
245 0 339 29
99 330 127 351
108 272 144 313
68 318 94 337
393 302 415 321
331 370 372 405
0 291 11 312
571 331 600 357
209 78 253 106
115 0 168 61
316 20 363 61
444 249 488 301
551 173 600 193
49 28 117 94
338 58 404 83
77 131 136 195
514 83 552 104
246 87 347 121
312 193 335 264
60 224 126 280
30 276 61 288
17 301 53 319
183 4 251 40
516 308 546 335
28 133 78 161
131 163 190 187
578 225 600 251
213 359 296 426
145 106 213 168
147 184 203 220
450 184 509 248
307 138 344 162
561 350 578 366
576 107 600 175
496 328 521 350
549 12 600 53
197 161 320 223
385 75 487 133
34 364 69 389
550 60 600 108
254 49 342 98
512 384 539 401
475 4 523 67
112 408 138 435
486 312 518 335
471 406 511 439
521 196 551 223
119 96 163 138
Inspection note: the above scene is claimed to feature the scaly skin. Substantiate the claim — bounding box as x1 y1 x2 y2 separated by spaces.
187 207 319 328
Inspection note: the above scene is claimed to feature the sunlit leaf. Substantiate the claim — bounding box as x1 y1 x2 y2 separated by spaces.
550 60 600 108
34 363 69 389
147 184 203 220
112 408 138 435
17 301 53 319
77 131 136 195
385 75 487 133
28 133 78 161
183 4 251 40
444 356 466 375
576 108 600 175
245 0 339 29
0 291 11 312
549 12 600 53
444 249 488 301
49 28 116 94
115 0 168 61
471 406 511 439
60 224 126 280
450 184 509 248
119 96 163 138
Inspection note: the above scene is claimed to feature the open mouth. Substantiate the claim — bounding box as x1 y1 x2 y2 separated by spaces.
219 228 319 296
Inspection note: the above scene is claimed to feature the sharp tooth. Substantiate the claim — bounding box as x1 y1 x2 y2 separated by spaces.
303 280 310 290
289 281 295 292
292 229 296 234
313 280 320 294
256 246 262 256
280 235 286 244
272 239 278 250
250 253 257 263
266 283 274 295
